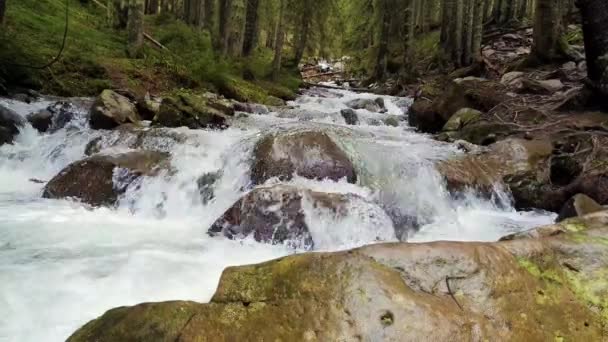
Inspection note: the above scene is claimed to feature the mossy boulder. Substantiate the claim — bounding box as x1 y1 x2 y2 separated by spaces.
251 130 357 185
154 93 233 129
557 194 604 222
68 211 608 341
42 151 169 206
442 108 482 132
409 78 508 133
437 138 557 210
209 185 364 249
90 90 141 130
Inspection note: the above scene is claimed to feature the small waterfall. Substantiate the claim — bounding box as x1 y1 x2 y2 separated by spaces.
0 89 555 342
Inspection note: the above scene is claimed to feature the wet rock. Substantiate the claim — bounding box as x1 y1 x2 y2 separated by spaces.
69 215 608 341
27 101 76 133
84 126 186 156
382 115 400 127
197 171 222 204
135 93 160 121
209 185 359 249
409 78 508 133
0 105 25 145
442 108 482 132
42 151 169 206
153 93 230 129
345 97 385 112
251 130 357 185
26 110 53 132
90 90 140 130
340 108 359 125
562 61 577 71
437 139 555 209
233 101 269 115
556 194 604 222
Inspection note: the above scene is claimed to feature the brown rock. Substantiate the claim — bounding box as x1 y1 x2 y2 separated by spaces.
251 130 356 185
556 193 604 222
42 151 169 206
68 213 608 341
209 185 359 249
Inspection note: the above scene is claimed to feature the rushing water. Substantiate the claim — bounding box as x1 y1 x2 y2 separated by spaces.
0 88 555 341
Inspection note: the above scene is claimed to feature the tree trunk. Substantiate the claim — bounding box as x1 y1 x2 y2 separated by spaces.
242 0 260 56
462 0 474 65
272 0 286 80
471 0 485 61
577 0 608 97
127 0 145 58
531 0 563 62
219 0 233 55
374 0 391 80
0 0 6 25
295 15 310 65
402 0 415 76
203 0 214 33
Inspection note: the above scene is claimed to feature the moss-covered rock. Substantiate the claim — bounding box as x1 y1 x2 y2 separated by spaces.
90 90 141 130
251 130 357 185
153 93 232 129
42 151 169 206
442 108 482 132
409 78 508 133
68 211 608 341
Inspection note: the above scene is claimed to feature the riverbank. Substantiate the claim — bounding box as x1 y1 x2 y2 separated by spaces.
0 0 300 105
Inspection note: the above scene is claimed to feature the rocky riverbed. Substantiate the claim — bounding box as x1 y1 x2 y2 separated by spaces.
1 85 606 341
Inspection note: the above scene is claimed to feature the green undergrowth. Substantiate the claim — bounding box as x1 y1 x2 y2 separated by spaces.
0 0 300 103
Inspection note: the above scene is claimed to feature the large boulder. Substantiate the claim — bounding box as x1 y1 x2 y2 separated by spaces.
153 93 233 129
442 107 482 132
0 105 25 145
409 78 508 133
90 90 141 130
251 130 357 185
209 185 358 249
68 212 608 341
42 151 169 206
437 139 557 210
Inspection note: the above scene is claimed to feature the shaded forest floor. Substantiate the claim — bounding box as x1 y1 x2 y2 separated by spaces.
406 25 608 213
0 0 301 105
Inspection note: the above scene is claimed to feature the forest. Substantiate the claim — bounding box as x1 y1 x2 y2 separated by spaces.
1 0 608 341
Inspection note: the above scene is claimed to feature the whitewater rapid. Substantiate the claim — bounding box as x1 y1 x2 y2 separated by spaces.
0 89 555 341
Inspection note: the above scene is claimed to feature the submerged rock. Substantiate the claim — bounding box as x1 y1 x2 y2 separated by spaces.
0 105 25 145
84 126 186 155
42 151 169 206
27 101 77 133
153 93 231 129
251 130 357 185
69 212 608 341
340 108 359 125
90 90 141 130
209 185 360 249
346 97 385 112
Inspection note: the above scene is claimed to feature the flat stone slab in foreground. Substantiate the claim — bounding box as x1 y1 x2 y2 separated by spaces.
68 212 608 341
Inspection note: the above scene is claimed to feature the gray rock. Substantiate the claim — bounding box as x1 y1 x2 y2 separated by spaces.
90 90 141 130
0 105 25 145
340 108 359 125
